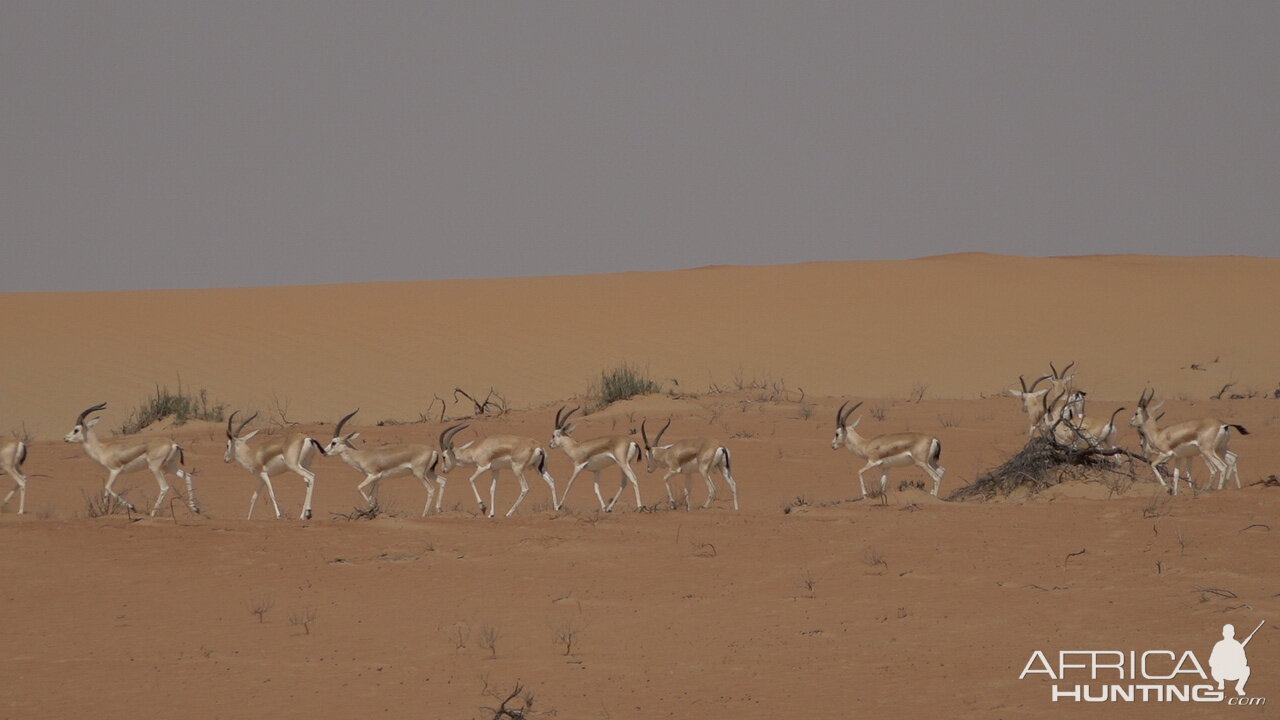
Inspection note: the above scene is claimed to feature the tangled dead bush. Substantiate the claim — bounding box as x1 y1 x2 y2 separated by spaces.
949 431 1146 501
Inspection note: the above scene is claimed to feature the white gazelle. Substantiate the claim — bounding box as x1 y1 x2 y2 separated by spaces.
0 437 30 514
224 411 325 519
640 418 738 511
1129 389 1249 494
439 425 558 517
830 401 945 498
549 406 643 512
324 410 463 516
63 402 201 515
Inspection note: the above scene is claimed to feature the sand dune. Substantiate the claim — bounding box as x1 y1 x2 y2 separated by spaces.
1 254 1277 718
2 254 1275 439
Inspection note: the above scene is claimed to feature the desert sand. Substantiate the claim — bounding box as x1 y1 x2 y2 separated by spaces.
0 254 1277 718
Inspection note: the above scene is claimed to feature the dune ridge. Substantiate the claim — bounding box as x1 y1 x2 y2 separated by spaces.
2 253 1275 439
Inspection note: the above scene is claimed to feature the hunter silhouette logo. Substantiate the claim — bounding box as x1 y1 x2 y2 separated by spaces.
1019 620 1268 705
1211 621 1263 697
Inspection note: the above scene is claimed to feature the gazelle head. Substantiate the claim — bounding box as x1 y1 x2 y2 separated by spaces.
224 410 261 462
1048 361 1076 387
64 402 107 443
1129 388 1164 428
435 423 470 472
549 406 579 449
322 409 362 457
831 401 862 450
640 418 672 473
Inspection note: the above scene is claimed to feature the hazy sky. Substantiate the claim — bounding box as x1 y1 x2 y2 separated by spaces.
3 1 1277 291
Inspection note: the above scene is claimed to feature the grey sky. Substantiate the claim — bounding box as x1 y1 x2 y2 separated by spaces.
3 1 1277 292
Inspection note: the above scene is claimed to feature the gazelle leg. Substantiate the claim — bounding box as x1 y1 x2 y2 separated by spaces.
558 465 586 510
103 468 137 511
357 475 379 505
433 472 448 511
466 467 490 515
505 469 530 517
175 467 200 513
149 465 171 516
415 473 436 517
665 468 686 507
247 478 263 519
720 461 739 511
259 471 283 519
625 464 643 509
593 471 610 511
856 463 876 498
488 471 499 518
285 463 316 520
539 468 559 511
879 469 889 496
700 468 716 509
683 473 694 511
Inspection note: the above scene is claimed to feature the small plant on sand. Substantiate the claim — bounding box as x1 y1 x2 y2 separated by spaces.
869 402 889 421
551 617 587 656
799 567 818 597
288 607 317 635
116 381 226 435
83 490 132 518
587 363 660 410
909 382 929 404
479 625 500 659
479 674 542 719
246 595 275 623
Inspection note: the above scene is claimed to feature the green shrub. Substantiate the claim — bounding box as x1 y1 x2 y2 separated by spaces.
588 364 660 410
117 383 226 435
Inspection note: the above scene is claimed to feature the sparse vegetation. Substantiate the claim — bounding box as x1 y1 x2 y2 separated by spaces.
551 617 586 656
116 382 226 435
83 490 133 518
936 411 962 428
909 382 929 404
799 567 817 597
869 402 888 421
479 625 500 659
288 607 317 635
587 363 661 410
246 595 275 623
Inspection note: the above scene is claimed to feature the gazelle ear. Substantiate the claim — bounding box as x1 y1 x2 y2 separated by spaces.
459 440 474 450
86 417 101 428
242 429 261 442
1150 400 1165 414
347 432 360 442
565 423 576 434
1008 389 1024 398
849 417 861 429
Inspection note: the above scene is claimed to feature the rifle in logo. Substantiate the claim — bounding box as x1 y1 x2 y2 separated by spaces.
1210 620 1264 697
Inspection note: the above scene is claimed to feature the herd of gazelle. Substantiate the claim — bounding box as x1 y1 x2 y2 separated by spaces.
0 369 1252 516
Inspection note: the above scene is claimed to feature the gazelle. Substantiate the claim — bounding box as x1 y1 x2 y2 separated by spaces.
640 419 739 511
549 406 643 512
439 425 558 517
1048 390 1124 452
63 403 201 516
1135 418 1241 491
1129 389 1249 495
1010 363 1081 435
1 438 30 514
224 411 325 519
323 410 462 516
831 401 945 498
1009 374 1052 434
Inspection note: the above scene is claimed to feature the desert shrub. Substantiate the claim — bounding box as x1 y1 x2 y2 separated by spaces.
117 382 226 435
587 363 660 410
948 435 1140 500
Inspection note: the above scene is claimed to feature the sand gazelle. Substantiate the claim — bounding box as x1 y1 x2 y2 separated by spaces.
323 410 461 516
224 410 325 519
1048 390 1125 451
1128 389 1249 495
549 406 643 511
0 437 30 514
1136 413 1243 491
830 401 945 498
639 418 739 511
439 425 558 517
1009 374 1052 434
63 402 201 516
